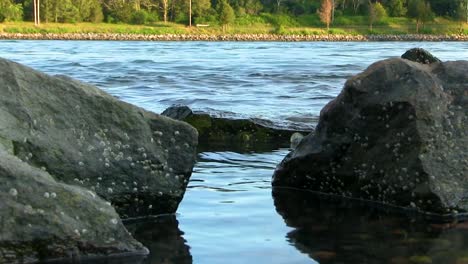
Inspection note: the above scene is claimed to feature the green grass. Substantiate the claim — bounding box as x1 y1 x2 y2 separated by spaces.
0 16 466 36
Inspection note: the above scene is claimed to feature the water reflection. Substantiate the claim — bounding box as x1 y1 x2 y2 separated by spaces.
125 216 192 264
273 188 468 264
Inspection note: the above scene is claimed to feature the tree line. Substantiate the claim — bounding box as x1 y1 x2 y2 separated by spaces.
0 0 466 29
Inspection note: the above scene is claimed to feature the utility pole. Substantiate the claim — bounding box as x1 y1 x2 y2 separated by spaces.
33 0 40 26
189 0 192 27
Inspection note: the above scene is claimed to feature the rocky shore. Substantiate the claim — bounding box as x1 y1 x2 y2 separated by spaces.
0 32 467 41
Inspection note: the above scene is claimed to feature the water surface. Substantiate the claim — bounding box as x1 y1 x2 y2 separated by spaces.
1 41 467 264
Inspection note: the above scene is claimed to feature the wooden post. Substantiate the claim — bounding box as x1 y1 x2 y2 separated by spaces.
189 0 192 27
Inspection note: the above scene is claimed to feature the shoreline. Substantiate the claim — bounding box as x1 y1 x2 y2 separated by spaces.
0 32 467 41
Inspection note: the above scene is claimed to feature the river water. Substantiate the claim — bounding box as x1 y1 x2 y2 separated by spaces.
1 41 467 264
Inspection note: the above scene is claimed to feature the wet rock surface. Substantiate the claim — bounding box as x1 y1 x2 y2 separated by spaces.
0 147 147 264
0 57 198 218
162 105 311 152
273 50 468 218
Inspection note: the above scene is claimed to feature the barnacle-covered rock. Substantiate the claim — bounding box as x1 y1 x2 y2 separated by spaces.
273 50 467 219
0 57 198 218
0 147 147 263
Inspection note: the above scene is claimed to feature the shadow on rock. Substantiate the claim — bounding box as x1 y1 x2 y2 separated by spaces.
125 216 192 264
273 188 468 264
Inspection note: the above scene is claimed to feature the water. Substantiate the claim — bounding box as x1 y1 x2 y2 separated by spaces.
1 41 467 264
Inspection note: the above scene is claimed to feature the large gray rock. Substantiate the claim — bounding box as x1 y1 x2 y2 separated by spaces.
0 148 147 263
0 58 198 218
273 52 467 218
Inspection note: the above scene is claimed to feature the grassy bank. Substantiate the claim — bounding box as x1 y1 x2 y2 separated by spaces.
0 15 466 36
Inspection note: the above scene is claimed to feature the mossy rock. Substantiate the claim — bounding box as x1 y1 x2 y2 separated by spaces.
162 105 311 152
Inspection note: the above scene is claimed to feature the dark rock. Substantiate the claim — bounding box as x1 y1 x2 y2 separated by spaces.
401 48 441 64
0 58 198 218
0 147 147 263
162 105 312 152
162 105 193 120
273 52 468 218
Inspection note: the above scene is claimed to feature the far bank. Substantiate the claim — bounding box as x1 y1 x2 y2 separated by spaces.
0 32 467 41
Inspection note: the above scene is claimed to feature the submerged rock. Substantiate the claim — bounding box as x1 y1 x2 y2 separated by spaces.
0 58 198 218
0 147 147 263
162 105 311 152
273 50 467 218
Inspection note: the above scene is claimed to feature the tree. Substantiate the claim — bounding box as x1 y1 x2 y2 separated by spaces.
217 0 235 32
192 0 210 22
351 0 364 14
387 0 406 16
160 0 170 22
454 0 467 28
368 1 387 30
101 0 135 23
407 0 434 32
41 0 78 23
243 0 262 15
318 0 332 30
0 0 23 22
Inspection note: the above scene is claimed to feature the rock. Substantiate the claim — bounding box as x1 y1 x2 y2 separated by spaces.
0 147 147 263
273 50 468 218
162 105 311 152
401 48 441 64
0 58 198 218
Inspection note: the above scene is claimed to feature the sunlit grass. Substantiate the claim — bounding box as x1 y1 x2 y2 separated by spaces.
0 19 466 36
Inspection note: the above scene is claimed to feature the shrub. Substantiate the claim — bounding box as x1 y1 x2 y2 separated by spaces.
131 10 149 25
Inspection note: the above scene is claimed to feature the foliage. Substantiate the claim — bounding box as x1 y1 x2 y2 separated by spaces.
408 0 435 32
387 0 406 17
454 0 467 25
0 0 23 22
217 0 235 28
0 0 464 35
192 0 212 22
369 2 387 30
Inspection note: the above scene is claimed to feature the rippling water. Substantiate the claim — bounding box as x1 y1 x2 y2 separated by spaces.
1 41 467 264
0 41 466 126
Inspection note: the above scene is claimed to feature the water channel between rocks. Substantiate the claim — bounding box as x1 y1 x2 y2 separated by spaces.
0 40 467 263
